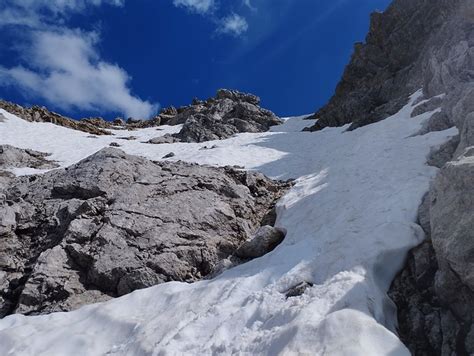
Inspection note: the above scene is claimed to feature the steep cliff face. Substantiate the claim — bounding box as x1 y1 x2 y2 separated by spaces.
305 0 474 354
306 0 466 131
391 2 474 353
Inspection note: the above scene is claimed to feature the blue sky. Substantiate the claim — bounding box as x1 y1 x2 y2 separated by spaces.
0 0 391 120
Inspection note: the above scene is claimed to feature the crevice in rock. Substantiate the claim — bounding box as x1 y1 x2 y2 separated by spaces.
389 120 473 354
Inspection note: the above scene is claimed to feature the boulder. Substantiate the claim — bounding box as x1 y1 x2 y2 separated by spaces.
147 134 179 144
113 118 126 126
162 152 175 159
215 89 260 105
235 225 287 259
285 282 314 298
160 106 178 116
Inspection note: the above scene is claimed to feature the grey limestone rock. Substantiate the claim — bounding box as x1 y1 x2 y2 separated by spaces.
0 145 59 171
215 89 260 105
0 100 113 135
321 0 474 353
147 89 282 144
1 87 279 142
0 148 290 316
306 0 469 132
235 225 287 259
426 135 460 169
431 153 474 293
285 281 314 298
147 134 180 145
0 145 59 191
390 148 474 355
411 97 445 118
113 118 126 126
162 152 175 159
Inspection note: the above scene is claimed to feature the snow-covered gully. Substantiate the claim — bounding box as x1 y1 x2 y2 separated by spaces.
0 91 457 355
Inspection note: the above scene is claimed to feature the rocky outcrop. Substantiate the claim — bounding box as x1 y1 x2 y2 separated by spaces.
0 148 290 316
0 145 59 191
1 89 279 140
430 153 474 350
0 101 113 136
235 226 286 259
305 0 466 131
306 0 474 353
0 145 58 171
380 0 474 352
390 151 474 355
147 89 282 143
389 241 465 355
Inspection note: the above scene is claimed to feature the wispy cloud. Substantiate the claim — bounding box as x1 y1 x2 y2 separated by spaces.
1 0 124 15
242 0 256 12
172 0 249 37
172 0 215 14
0 0 125 27
0 0 158 118
218 14 248 37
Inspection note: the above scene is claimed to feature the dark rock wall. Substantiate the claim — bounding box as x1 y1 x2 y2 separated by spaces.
304 0 474 353
306 0 461 131
379 1 474 353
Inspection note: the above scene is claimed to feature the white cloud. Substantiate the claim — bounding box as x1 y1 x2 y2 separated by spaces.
172 0 249 37
218 14 248 37
242 0 256 11
0 29 157 118
0 0 158 118
0 0 124 28
172 0 215 14
1 0 124 15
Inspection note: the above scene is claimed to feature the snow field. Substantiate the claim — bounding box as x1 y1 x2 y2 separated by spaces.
0 91 458 355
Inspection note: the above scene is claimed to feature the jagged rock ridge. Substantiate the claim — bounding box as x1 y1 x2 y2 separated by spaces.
148 89 282 143
0 101 113 136
306 0 462 131
309 0 474 354
299 0 474 353
1 89 281 142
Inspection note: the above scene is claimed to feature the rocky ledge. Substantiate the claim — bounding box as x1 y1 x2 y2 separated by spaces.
0 145 59 190
0 101 113 136
0 145 58 171
1 89 281 142
0 148 290 316
295 0 474 353
305 0 461 131
147 89 282 143
390 149 474 355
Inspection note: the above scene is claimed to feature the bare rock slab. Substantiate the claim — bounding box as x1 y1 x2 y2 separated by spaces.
0 148 290 316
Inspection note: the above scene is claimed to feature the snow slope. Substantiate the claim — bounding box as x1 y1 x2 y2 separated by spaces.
0 92 457 355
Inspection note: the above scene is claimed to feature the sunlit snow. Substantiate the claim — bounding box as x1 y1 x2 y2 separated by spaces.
0 91 458 355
